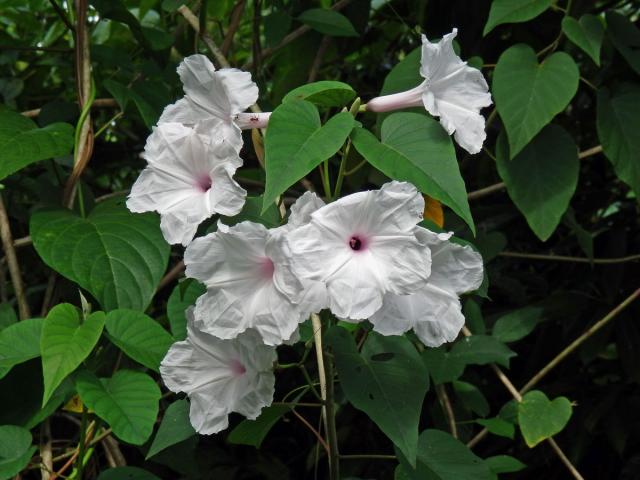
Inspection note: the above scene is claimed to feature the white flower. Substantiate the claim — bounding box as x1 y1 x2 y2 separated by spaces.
285 181 432 320
159 54 260 149
366 28 492 154
369 228 484 347
184 221 307 346
126 122 246 246
160 314 276 434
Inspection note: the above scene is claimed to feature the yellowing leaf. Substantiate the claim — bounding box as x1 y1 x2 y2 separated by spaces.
63 395 84 413
251 128 265 168
423 195 444 228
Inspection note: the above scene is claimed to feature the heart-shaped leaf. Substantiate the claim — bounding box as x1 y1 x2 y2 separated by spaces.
40 304 105 406
483 0 553 36
496 125 579 240
492 306 544 343
104 310 174 371
562 15 604 66
493 44 579 158
297 8 358 37
606 11 640 75
31 197 170 311
518 390 572 447
227 404 291 449
167 280 205 341
146 399 196 459
326 327 428 466
263 101 354 210
351 114 475 234
0 425 37 480
76 369 160 445
0 318 43 379
283 81 356 107
450 335 516 368
0 108 74 181
597 86 640 199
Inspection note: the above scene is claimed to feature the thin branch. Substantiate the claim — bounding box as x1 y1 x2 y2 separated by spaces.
0 45 72 53
499 251 640 264
340 454 397 460
157 261 185 292
308 36 331 82
178 5 231 69
21 98 117 118
39 419 53 480
436 384 458 438
221 0 246 56
291 408 330 455
48 0 75 33
461 327 584 480
242 0 353 70
578 144 603 159
0 196 30 319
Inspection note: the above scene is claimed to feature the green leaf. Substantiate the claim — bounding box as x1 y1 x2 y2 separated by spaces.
104 309 174 371
476 417 515 439
146 399 196 459
227 404 291 448
451 335 516 368
31 197 170 311
395 429 493 480
421 347 466 385
0 425 36 480
40 304 105 406
492 306 544 343
493 44 579 158
297 8 358 37
0 108 73 181
0 304 17 330
76 369 161 445
518 390 572 447
483 0 553 36
562 15 604 66
485 455 526 474
496 125 579 241
606 11 640 75
327 327 428 466
0 318 43 379
167 280 206 341
351 114 474 233
263 102 354 209
380 47 422 96
452 381 489 417
104 79 167 129
221 196 280 229
283 81 356 108
97 467 162 480
597 86 640 199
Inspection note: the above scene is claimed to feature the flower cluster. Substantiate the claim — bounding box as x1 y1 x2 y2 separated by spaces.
129 29 489 434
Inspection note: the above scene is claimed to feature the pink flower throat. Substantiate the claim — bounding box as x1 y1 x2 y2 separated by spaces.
349 235 367 251
259 257 275 279
196 174 212 192
229 359 246 376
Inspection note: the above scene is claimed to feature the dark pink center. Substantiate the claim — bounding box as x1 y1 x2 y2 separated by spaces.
259 257 275 279
229 359 247 376
196 174 212 192
349 235 366 251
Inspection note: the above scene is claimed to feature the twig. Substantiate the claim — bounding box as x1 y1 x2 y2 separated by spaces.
21 98 117 118
291 408 330 455
39 419 53 480
325 349 340 480
242 0 353 70
0 196 30 319
157 261 185 292
461 326 585 480
48 0 75 33
578 144 602 159
499 251 640 264
436 384 458 438
101 435 126 467
520 288 640 394
221 0 246 56
308 36 331 82
340 454 397 460
0 45 72 53
178 5 231 69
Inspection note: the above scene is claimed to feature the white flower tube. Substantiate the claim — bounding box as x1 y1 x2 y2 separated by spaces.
285 181 432 320
184 221 307 346
160 314 276 434
126 121 246 246
367 29 492 154
159 54 260 148
369 228 484 347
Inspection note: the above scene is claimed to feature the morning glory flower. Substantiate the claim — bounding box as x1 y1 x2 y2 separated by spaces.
366 28 492 154
369 228 484 347
184 221 307 346
160 313 276 434
126 121 246 246
285 181 432 320
159 54 261 149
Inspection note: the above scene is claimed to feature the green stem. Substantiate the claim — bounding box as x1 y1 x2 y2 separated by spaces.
333 139 351 199
325 352 340 480
322 160 332 200
73 78 96 163
75 406 88 480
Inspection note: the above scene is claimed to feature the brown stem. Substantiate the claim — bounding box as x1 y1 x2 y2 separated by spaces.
308 36 331 82
21 98 117 119
291 408 330 455
221 0 246 56
157 260 186 292
499 251 640 264
436 384 458 438
340 454 397 460
39 419 53 480
0 196 30 319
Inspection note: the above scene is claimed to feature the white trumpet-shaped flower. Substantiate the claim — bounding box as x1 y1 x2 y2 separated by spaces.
160 314 276 434
369 228 484 347
366 28 492 154
126 122 246 246
185 221 307 346
285 181 432 320
159 54 261 148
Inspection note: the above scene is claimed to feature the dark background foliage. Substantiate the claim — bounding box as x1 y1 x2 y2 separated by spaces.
1 0 639 479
